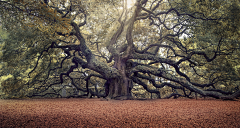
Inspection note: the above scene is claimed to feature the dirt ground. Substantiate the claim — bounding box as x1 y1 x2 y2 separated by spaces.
0 98 240 128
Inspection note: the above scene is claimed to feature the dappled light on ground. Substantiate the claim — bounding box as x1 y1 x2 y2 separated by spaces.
0 98 240 127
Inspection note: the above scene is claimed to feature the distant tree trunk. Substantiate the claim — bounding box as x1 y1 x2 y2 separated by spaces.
61 84 66 98
195 92 197 100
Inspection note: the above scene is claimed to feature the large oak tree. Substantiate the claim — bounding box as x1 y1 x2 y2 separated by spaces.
0 0 239 100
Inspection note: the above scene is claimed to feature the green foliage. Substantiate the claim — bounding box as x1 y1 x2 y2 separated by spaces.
0 0 239 99
172 0 240 90
0 21 66 98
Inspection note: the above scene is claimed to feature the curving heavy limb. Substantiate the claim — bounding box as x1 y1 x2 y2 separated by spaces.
130 65 240 100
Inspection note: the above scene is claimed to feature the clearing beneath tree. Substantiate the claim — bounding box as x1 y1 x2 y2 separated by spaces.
0 98 240 127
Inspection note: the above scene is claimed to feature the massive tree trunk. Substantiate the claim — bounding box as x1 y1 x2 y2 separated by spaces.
99 1 143 100
105 58 132 100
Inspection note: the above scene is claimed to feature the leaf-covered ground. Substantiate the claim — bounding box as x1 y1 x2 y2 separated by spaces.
0 98 240 127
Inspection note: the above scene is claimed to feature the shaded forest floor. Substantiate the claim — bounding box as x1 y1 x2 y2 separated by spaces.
0 98 240 127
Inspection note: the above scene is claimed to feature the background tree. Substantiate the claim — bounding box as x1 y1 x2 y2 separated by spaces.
0 0 239 100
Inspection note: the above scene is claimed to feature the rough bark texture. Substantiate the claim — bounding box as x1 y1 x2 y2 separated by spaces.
1 98 240 127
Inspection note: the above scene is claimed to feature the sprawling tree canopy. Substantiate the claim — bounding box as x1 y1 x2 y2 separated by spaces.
0 0 239 100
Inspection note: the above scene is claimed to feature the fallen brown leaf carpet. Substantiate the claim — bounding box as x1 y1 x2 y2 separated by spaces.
0 98 240 127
